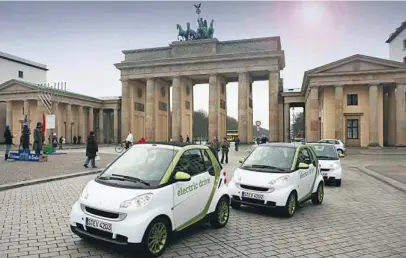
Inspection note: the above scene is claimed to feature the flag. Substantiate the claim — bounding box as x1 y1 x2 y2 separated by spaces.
42 112 46 135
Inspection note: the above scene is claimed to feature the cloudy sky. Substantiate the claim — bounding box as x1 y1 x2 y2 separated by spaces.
0 1 405 129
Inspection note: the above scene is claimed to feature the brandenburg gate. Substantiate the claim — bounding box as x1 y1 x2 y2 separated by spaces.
114 6 285 143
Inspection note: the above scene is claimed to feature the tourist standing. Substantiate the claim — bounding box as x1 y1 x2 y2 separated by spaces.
33 122 43 156
4 125 13 160
84 131 98 168
186 135 190 143
209 136 220 160
234 136 240 151
220 137 230 164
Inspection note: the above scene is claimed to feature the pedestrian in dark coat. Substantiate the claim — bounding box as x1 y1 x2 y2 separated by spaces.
220 137 230 164
4 125 13 160
84 131 98 168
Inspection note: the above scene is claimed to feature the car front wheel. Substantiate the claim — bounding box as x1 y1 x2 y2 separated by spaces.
281 192 297 218
210 196 230 228
140 217 170 257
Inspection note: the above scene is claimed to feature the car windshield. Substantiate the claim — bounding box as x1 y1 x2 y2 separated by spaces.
98 145 177 187
242 146 296 172
309 144 338 160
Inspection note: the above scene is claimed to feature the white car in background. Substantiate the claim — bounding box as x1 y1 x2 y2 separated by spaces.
228 143 324 218
317 139 346 155
308 143 343 186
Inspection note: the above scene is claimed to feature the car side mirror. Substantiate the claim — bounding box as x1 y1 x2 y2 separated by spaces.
174 171 191 182
339 154 345 158
298 162 309 169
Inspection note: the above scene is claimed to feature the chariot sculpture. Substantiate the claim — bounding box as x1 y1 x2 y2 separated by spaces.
176 3 215 41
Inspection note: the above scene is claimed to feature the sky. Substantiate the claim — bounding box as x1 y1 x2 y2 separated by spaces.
0 1 405 130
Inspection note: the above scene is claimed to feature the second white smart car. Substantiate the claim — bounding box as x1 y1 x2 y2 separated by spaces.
69 142 230 257
307 143 343 186
228 143 324 217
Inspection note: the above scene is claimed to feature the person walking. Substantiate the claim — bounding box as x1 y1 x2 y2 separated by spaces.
84 131 98 168
209 136 220 160
4 125 13 160
220 137 230 164
234 136 240 151
186 135 190 143
179 135 184 142
33 122 43 156
125 131 134 150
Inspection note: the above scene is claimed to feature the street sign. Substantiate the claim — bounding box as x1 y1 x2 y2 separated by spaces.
46 114 56 129
255 120 261 126
256 126 260 132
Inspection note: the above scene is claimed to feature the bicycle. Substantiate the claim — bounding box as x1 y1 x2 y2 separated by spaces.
115 142 125 153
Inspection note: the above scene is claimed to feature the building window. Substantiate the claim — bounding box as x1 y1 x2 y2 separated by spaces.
135 102 144 112
185 101 191 110
18 71 23 78
220 99 226 110
347 94 358 106
249 98 253 108
347 119 359 139
159 102 168 111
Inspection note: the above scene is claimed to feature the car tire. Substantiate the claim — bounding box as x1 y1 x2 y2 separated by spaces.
337 149 344 155
281 192 297 218
335 179 341 187
230 200 241 209
210 196 230 229
311 183 324 205
140 217 170 258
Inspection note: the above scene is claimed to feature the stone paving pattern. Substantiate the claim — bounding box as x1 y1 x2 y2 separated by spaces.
0 153 118 185
1 149 406 258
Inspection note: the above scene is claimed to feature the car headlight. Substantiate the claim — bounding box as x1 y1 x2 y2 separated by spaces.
269 175 290 186
80 185 89 201
120 193 153 208
232 170 241 182
330 162 340 169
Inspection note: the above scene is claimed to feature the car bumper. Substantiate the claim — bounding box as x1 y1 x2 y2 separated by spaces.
321 167 342 181
69 201 152 244
228 180 291 207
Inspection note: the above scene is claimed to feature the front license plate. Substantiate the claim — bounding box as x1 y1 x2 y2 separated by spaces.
242 191 264 200
322 173 328 176
86 217 112 232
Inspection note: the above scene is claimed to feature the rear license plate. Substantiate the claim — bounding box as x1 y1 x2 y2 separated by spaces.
242 191 264 200
86 217 112 232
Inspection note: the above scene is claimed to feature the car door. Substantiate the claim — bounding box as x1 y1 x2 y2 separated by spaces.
296 148 313 200
172 149 214 229
301 147 317 195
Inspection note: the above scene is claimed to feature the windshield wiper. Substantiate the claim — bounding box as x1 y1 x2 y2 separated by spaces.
111 174 150 186
245 164 285 172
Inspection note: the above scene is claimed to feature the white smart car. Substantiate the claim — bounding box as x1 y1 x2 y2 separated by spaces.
228 143 324 217
70 142 230 257
308 143 343 186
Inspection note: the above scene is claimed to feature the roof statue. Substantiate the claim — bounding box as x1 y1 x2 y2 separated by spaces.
176 3 215 41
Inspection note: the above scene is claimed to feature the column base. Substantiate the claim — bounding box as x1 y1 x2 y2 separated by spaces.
367 143 381 147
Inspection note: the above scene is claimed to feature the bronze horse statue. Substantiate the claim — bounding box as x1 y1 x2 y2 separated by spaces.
176 24 187 41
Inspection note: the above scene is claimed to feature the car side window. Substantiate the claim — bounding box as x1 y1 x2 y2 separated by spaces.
299 148 312 165
174 149 206 177
201 150 215 176
335 140 340 144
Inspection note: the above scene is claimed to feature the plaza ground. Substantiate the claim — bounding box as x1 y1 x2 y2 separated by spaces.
0 145 406 257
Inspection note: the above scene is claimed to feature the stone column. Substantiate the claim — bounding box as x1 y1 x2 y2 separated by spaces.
334 86 344 141
78 106 85 141
395 83 406 146
98 109 104 143
269 71 280 142
145 78 156 141
113 108 119 143
88 107 94 131
238 72 250 143
6 101 12 128
209 74 227 141
172 76 182 141
121 80 130 139
306 87 319 142
66 104 72 143
368 84 379 146
284 103 290 142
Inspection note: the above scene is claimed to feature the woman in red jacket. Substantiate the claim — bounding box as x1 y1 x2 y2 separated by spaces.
138 137 147 143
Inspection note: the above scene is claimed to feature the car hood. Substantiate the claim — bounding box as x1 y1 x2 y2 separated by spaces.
318 160 340 169
233 167 288 187
81 179 149 210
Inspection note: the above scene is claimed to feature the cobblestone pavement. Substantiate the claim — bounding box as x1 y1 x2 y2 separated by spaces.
0 153 118 186
1 150 406 258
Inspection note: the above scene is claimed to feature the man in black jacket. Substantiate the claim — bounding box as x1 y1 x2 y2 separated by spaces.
83 131 98 168
4 125 13 160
